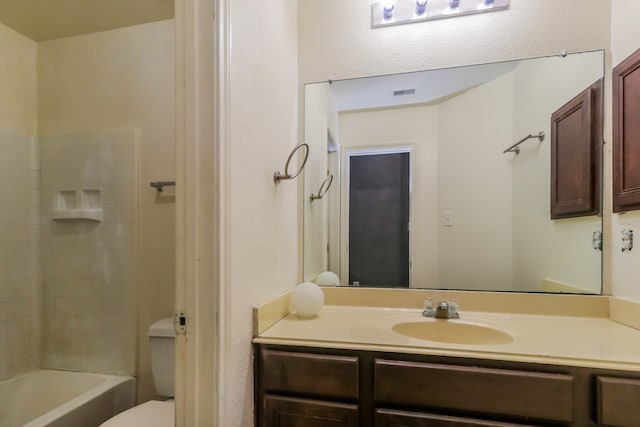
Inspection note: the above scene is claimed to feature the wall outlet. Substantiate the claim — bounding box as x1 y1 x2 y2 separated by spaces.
622 228 634 252
444 211 454 227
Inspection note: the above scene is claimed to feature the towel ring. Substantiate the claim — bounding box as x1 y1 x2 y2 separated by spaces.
274 142 310 183
310 174 334 202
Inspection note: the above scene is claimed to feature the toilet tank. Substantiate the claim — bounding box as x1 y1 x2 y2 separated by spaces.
148 317 175 397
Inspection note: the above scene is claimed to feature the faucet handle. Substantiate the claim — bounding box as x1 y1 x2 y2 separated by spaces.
448 299 460 318
423 298 435 316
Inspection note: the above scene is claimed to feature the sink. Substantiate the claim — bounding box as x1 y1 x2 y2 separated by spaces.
391 320 514 345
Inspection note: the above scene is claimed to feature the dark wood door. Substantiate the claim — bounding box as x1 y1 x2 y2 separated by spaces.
264 395 359 427
348 152 410 287
613 48 640 212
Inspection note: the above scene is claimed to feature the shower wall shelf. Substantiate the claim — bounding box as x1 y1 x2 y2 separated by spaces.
52 189 103 222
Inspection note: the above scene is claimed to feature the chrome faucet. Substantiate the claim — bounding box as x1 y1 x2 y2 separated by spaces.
422 298 459 319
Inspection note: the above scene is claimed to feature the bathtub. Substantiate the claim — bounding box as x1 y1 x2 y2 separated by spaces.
0 369 135 427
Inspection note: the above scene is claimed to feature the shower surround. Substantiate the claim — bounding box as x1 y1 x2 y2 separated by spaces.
40 129 139 375
0 130 40 380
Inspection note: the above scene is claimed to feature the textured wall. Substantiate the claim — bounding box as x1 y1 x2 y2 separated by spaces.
298 0 611 84
610 1 640 300
228 0 299 425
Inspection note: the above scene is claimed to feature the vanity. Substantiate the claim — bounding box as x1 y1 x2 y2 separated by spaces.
253 288 640 427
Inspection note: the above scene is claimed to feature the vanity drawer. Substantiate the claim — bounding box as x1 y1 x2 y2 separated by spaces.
260 348 359 400
264 395 359 427
374 359 574 424
597 376 640 427
375 408 540 427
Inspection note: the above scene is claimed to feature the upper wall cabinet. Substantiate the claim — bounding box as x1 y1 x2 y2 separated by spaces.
550 79 603 219
613 48 640 213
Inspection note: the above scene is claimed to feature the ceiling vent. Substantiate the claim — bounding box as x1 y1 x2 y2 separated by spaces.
393 88 416 96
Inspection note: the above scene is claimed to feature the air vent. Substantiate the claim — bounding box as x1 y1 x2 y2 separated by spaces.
393 88 416 96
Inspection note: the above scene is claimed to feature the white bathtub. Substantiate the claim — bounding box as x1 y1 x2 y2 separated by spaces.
0 369 135 427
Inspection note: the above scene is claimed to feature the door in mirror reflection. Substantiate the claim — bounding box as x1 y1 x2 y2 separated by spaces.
349 151 410 287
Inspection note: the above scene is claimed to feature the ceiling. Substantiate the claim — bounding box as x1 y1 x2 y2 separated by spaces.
329 61 519 112
0 0 174 41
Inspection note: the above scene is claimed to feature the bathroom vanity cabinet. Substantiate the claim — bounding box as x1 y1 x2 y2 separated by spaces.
254 344 640 427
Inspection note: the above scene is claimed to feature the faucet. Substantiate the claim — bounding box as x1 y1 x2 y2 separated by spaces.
423 298 460 319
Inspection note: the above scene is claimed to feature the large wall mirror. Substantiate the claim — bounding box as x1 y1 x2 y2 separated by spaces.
303 50 604 294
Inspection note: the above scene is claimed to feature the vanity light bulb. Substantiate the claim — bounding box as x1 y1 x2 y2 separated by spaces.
291 282 325 318
415 0 428 15
382 0 395 19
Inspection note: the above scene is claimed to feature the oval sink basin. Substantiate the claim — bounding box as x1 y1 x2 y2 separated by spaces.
392 321 514 345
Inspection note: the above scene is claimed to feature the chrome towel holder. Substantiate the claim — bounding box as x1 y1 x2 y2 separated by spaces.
150 181 176 192
274 142 310 183
310 174 334 202
503 131 545 155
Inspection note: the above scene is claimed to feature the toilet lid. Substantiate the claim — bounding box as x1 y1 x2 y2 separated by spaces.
100 400 175 426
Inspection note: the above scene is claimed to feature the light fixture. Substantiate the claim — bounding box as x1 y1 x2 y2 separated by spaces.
372 0 510 28
477 0 494 9
382 0 396 19
415 0 428 15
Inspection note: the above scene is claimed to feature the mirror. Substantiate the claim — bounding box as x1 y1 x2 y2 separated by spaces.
303 50 604 294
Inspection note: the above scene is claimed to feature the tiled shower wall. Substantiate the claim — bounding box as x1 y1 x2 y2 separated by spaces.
0 130 41 381
40 129 138 375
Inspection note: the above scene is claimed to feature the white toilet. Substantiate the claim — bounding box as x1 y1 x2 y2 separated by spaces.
100 317 176 426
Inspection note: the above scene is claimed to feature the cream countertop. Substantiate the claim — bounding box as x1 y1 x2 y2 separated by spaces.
253 288 640 371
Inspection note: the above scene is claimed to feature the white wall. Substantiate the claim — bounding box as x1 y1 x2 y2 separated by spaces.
303 84 331 281
511 54 603 293
0 23 39 381
228 1 299 425
437 73 514 291
299 0 610 84
38 20 175 401
610 0 640 300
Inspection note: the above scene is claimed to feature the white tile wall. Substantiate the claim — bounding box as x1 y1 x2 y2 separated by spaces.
0 130 40 381
40 129 138 375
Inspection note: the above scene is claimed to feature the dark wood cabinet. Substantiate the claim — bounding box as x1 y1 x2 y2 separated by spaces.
375 409 538 427
613 48 640 212
264 395 359 427
374 359 573 424
254 344 640 427
550 79 602 219
597 376 640 427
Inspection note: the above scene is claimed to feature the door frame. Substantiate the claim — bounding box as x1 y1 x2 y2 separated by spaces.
340 145 415 287
175 0 228 425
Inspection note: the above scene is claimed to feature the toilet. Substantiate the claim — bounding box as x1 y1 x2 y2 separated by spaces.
100 317 176 426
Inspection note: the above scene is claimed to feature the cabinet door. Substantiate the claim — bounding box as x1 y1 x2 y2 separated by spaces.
550 78 602 219
613 48 640 212
375 408 540 427
260 348 359 400
597 376 640 427
263 395 359 427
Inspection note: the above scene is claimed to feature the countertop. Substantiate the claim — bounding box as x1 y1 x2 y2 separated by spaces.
253 289 640 371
